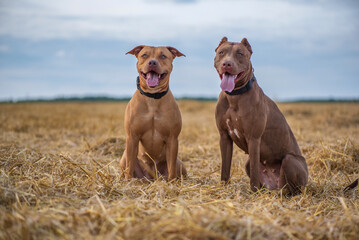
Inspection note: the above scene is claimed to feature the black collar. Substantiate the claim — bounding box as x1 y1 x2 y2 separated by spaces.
225 74 256 95
136 76 169 99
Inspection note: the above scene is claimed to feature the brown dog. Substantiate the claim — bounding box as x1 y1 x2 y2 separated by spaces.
120 45 187 180
214 37 308 194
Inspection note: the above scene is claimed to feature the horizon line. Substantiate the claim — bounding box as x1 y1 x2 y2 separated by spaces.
1 95 358 103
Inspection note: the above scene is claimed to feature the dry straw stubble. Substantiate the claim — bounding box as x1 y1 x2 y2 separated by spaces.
0 101 358 239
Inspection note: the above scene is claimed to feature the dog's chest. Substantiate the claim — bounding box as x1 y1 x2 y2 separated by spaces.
141 111 169 132
138 103 180 135
224 113 248 152
225 117 242 138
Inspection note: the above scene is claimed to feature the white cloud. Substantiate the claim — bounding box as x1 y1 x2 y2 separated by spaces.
1 0 358 101
0 0 358 51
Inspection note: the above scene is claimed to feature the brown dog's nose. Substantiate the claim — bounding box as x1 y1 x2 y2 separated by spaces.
148 60 158 66
222 61 232 68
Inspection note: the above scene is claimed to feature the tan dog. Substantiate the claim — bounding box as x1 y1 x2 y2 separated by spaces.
214 37 308 194
120 45 187 180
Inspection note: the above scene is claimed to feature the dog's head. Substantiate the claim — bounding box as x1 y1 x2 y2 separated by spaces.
214 37 253 92
127 46 185 91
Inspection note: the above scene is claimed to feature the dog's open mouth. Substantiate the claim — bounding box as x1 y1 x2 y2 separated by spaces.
219 72 244 92
141 71 167 88
219 72 244 82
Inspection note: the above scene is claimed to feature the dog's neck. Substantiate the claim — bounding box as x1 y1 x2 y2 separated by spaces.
136 76 169 99
224 74 255 96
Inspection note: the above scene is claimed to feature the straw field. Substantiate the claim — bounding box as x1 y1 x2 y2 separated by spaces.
0 101 358 239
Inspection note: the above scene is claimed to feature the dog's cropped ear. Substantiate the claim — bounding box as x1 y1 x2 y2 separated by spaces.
215 37 228 52
167 47 185 58
126 45 145 57
241 38 253 54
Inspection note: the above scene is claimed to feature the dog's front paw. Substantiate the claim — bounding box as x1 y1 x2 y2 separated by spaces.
124 172 133 180
250 185 259 192
221 178 231 185
250 180 261 192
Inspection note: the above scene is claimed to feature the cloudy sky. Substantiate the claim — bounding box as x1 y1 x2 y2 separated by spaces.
0 0 358 101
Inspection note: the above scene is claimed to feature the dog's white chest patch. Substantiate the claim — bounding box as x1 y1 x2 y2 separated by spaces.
226 119 240 139
226 119 230 128
226 119 233 134
233 129 240 138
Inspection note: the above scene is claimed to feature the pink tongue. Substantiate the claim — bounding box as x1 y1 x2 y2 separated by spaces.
146 72 160 87
220 74 236 92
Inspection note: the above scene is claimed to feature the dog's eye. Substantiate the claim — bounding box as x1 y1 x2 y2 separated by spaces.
160 54 167 59
141 54 148 58
237 51 243 56
219 51 224 55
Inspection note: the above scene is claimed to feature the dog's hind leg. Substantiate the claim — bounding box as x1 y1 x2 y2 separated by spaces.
176 159 187 178
279 153 308 195
156 158 187 180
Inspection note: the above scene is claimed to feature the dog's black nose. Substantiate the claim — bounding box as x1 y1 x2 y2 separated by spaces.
148 60 158 66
